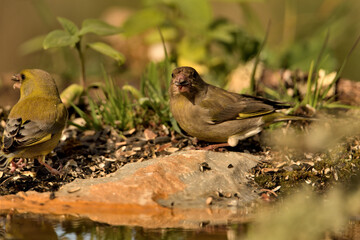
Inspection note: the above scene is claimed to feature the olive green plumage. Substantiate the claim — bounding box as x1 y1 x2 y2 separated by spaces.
169 66 304 147
0 69 68 172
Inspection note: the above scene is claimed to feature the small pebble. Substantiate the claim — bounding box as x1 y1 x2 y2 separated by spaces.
154 136 171 144
49 192 56 200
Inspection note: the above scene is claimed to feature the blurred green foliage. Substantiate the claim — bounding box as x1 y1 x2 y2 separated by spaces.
70 58 179 132
43 17 125 87
70 71 136 131
122 0 260 86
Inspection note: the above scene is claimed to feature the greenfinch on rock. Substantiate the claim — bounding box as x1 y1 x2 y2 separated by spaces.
0 69 68 174
169 66 305 147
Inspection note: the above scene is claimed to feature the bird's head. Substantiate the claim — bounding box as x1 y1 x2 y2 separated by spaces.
169 66 206 98
11 69 60 99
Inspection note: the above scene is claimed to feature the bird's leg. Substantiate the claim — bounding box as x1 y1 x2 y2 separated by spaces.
200 143 230 151
38 156 60 175
10 158 27 173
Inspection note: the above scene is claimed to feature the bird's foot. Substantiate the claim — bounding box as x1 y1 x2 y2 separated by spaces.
40 161 61 175
10 159 27 173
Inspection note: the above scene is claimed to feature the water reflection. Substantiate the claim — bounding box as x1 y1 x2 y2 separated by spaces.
0 212 248 240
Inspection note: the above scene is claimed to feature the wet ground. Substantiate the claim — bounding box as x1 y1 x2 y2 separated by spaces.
1 105 360 201
2 105 360 239
0 105 264 196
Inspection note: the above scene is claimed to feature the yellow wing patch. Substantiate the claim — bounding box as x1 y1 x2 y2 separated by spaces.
25 133 52 147
237 110 273 119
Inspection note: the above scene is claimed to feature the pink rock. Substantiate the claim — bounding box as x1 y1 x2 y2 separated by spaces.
0 150 258 228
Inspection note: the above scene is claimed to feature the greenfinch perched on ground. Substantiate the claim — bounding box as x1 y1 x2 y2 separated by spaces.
169 66 305 148
0 69 68 174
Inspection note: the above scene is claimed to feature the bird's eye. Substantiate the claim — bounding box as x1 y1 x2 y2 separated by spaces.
20 74 25 80
171 73 174 78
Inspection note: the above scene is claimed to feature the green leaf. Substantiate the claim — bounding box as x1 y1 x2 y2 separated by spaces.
170 117 183 134
79 19 122 36
60 83 84 108
43 30 80 49
177 0 212 30
209 26 234 43
123 84 141 100
177 37 206 62
213 0 264 2
323 102 358 109
88 42 125 65
19 35 46 55
57 17 79 35
123 8 165 36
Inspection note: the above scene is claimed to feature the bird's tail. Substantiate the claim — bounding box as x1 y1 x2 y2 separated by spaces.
263 112 314 125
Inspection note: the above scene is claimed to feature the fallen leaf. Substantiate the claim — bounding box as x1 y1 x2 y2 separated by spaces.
144 128 157 140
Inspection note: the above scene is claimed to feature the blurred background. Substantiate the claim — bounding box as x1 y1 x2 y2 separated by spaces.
0 0 359 106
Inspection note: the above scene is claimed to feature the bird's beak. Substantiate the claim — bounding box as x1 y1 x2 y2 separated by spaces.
174 77 191 93
175 80 190 87
11 74 21 89
174 74 190 87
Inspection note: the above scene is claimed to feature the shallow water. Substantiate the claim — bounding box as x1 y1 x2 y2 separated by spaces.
0 212 248 240
3 211 360 240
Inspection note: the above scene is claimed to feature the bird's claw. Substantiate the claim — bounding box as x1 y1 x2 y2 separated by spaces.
10 159 27 173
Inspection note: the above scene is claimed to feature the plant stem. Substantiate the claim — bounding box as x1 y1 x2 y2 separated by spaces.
76 39 86 88
321 34 360 100
303 60 314 106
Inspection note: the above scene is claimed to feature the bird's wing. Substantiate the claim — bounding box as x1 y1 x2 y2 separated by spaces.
2 98 67 153
200 85 289 123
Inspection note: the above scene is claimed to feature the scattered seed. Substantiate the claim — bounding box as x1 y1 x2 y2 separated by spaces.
123 128 136 136
263 168 279 173
275 162 287 168
21 171 35 178
215 191 223 197
99 163 105 169
272 186 281 192
199 162 211 172
227 200 238 206
116 141 127 147
166 147 179 153
224 192 232 198
67 187 81 193
206 197 213 205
